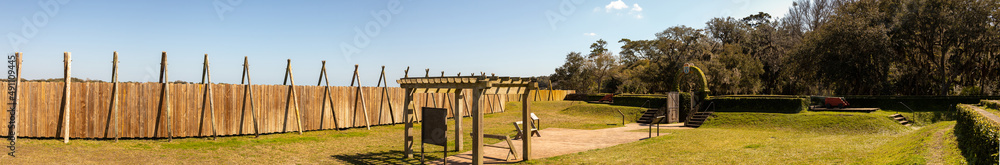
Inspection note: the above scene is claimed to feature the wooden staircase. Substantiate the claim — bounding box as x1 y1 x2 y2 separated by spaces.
636 108 661 124
684 111 713 127
889 114 912 126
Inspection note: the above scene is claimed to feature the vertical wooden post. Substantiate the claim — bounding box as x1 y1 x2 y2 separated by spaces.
159 52 173 141
240 56 260 137
317 61 339 129
383 68 395 123
283 59 304 134
9 52 21 150
318 61 328 128
351 65 371 130
471 88 484 164
548 80 553 101
459 73 471 117
376 66 386 124
110 52 121 142
453 89 463 151
62 52 71 143
486 94 495 113
425 69 436 109
375 66 396 124
495 93 503 112
201 54 218 139
240 57 250 134
522 83 534 161
403 88 414 158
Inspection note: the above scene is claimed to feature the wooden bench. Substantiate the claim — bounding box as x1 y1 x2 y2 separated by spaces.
474 133 519 161
513 113 541 139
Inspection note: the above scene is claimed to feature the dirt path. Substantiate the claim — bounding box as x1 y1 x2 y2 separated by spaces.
428 123 691 164
925 124 954 165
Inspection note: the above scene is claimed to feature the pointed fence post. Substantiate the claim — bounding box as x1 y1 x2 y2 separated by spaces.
548 80 554 101
62 52 71 143
158 52 173 141
283 59 304 134
109 52 121 142
317 61 340 129
240 56 261 137
7 52 21 157
351 65 371 130
9 52 21 152
376 66 396 124
200 54 219 139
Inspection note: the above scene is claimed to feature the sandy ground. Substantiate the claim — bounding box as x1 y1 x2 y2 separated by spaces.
427 123 691 164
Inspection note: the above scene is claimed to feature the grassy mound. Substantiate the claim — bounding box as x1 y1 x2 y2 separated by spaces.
559 103 647 121
701 112 909 134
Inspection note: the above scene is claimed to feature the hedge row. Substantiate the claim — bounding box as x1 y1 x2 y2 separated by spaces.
981 100 1000 111
954 104 1000 165
709 96 809 113
838 96 1000 111
565 94 1000 115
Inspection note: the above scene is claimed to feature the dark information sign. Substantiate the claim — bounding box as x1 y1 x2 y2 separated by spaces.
421 107 448 146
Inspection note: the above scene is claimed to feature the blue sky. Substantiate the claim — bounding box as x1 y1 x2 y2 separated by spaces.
1 0 794 86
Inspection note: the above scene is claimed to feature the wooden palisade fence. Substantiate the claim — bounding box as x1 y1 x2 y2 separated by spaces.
0 53 574 139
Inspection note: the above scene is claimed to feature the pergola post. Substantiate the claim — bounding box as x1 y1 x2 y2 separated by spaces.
521 90 532 160
453 89 464 151
403 88 415 158
471 88 484 165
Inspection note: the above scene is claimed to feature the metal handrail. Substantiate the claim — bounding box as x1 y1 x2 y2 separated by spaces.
639 100 651 109
617 109 626 126
898 102 918 124
687 101 714 121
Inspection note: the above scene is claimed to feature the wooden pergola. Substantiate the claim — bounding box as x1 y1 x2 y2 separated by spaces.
398 75 538 164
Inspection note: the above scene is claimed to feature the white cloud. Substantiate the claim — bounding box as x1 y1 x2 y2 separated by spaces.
584 33 597 36
604 0 629 12
631 4 643 12
601 0 644 19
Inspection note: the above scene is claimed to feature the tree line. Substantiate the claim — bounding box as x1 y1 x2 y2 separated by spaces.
550 0 1000 96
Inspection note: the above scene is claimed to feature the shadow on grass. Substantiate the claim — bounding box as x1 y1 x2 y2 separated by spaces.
331 150 442 165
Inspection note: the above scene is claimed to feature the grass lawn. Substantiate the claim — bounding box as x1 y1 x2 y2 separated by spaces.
522 110 967 164
0 101 969 164
0 101 642 164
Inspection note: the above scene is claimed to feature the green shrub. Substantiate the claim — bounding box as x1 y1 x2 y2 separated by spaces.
709 96 809 113
954 104 1000 165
